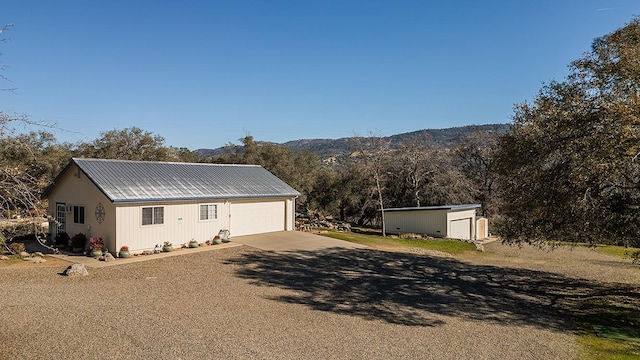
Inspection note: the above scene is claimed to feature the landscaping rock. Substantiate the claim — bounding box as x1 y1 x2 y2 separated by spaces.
474 242 485 252
103 253 115 262
31 256 46 264
0 255 9 260
19 251 30 258
142 250 154 255
63 262 89 276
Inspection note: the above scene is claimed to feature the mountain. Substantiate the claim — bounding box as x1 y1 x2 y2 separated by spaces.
194 123 509 159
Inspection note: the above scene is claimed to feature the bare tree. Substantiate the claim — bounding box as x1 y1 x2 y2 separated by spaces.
354 134 391 236
0 24 59 253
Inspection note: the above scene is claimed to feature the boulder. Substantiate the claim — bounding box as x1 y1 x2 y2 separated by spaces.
474 242 485 252
31 256 46 264
63 262 89 276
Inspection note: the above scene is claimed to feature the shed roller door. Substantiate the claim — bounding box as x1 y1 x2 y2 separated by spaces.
230 201 285 237
449 218 471 240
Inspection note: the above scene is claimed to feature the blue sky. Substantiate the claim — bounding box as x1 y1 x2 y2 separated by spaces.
1 1 639 150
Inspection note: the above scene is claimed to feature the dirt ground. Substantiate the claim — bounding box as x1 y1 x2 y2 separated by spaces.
0 237 638 359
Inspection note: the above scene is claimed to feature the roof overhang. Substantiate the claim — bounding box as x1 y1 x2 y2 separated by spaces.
384 204 481 212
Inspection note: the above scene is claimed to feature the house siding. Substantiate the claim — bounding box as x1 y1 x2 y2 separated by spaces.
47 164 117 250
385 209 448 237
115 200 230 252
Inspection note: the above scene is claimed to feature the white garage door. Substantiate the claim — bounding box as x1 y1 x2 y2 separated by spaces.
449 218 471 240
230 201 285 237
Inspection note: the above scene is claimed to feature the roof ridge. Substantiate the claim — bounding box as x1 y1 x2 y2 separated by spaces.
72 157 262 167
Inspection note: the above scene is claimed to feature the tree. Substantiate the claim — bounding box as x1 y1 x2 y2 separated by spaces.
0 25 60 252
212 135 322 210
354 134 391 236
77 127 175 161
454 128 500 217
493 18 640 247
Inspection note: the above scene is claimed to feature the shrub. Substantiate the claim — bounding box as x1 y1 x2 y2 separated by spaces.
55 232 70 246
8 242 25 254
71 233 88 249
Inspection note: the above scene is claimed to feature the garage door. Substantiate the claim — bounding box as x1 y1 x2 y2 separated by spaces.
449 218 471 240
230 201 285 237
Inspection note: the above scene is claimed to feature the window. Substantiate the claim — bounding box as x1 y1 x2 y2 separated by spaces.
199 204 217 221
73 206 85 224
142 206 164 225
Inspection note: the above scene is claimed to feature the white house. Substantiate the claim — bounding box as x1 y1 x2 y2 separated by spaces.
42 158 301 253
384 204 487 240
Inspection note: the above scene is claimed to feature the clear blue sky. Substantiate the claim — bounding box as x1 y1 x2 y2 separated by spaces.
2 1 638 150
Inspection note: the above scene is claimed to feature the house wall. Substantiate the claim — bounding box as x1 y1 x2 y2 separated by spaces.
285 198 295 231
115 200 230 252
46 164 117 251
385 209 448 237
446 209 477 240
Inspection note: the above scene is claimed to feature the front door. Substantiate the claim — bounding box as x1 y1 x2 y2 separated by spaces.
55 203 66 235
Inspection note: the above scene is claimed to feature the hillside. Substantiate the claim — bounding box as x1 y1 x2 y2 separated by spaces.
194 123 509 158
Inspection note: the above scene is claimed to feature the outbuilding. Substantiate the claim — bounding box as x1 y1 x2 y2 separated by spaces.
384 204 486 240
42 158 300 253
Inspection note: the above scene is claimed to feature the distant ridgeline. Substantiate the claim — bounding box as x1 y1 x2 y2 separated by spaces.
194 123 509 159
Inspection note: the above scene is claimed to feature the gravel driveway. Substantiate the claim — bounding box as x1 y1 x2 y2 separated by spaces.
0 243 608 359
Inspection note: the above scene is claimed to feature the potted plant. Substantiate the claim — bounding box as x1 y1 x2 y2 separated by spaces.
162 241 173 252
188 239 199 248
88 237 104 257
118 246 130 258
212 235 222 245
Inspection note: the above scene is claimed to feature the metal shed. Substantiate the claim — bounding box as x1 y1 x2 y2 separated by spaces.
385 204 484 240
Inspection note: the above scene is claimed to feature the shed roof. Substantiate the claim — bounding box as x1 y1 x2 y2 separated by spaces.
44 158 301 203
385 204 481 212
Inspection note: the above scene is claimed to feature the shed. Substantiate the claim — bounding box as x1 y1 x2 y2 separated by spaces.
42 158 301 253
385 204 485 240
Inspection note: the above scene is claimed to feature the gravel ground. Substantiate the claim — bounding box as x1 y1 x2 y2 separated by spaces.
3 242 635 359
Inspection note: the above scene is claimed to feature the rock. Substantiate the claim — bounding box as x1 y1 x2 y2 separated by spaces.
0 255 9 260
474 242 485 252
142 250 153 255
63 262 89 276
19 251 30 258
103 253 115 262
34 252 44 257
31 256 46 264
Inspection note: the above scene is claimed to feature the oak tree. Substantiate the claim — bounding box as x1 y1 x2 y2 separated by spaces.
494 18 640 247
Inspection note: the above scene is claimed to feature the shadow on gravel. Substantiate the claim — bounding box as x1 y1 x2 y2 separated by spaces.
227 247 639 331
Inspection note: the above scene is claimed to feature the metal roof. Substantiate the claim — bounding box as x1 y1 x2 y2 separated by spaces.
384 204 481 212
47 158 301 203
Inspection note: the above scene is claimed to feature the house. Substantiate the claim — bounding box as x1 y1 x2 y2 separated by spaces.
384 204 487 240
42 158 301 252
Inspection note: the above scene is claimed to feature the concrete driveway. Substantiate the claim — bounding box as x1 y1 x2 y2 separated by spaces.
231 230 368 252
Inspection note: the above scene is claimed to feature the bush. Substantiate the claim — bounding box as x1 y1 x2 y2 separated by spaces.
631 250 640 265
55 232 70 246
71 233 88 249
8 242 25 254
